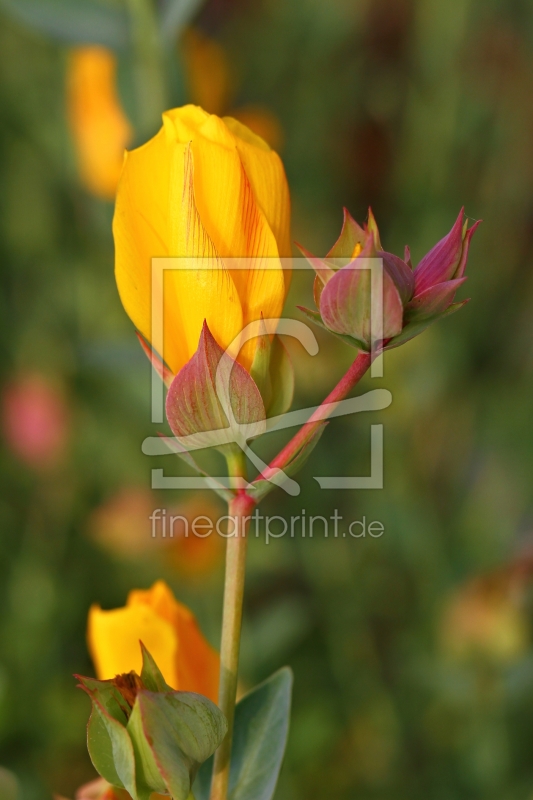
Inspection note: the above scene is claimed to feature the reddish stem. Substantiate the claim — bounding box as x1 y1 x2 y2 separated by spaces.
260 350 372 479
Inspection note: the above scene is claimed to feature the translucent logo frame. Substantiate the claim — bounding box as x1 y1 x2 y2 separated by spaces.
141 257 392 495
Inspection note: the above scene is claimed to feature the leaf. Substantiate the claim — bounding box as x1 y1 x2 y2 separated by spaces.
0 0 129 49
229 668 292 800
0 767 18 800
194 669 293 800
134 690 227 800
87 698 137 798
159 0 206 44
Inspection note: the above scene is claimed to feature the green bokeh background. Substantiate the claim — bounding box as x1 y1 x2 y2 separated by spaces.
2 0 533 798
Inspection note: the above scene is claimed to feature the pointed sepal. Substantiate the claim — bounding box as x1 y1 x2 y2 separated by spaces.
405 277 467 322
136 332 174 388
319 236 403 348
326 207 367 261
413 208 466 294
165 321 266 448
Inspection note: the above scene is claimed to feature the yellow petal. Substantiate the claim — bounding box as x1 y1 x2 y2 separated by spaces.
87 601 178 687
88 581 220 702
223 116 291 260
165 136 245 368
113 128 192 374
114 105 291 373
128 581 219 701
166 108 287 367
181 27 232 116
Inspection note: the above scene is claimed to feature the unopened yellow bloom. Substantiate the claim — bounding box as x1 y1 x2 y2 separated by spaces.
67 46 132 199
113 105 291 375
88 580 219 702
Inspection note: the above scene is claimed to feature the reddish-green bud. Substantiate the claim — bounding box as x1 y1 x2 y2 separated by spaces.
299 208 480 352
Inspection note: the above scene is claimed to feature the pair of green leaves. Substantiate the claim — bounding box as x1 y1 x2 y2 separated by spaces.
0 0 203 50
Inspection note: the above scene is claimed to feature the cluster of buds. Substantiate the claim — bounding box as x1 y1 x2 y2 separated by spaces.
299 208 480 352
76 644 226 800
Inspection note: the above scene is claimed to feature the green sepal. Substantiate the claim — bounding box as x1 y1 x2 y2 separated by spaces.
86 697 137 797
326 207 367 261
127 701 168 799
384 300 469 351
297 306 369 352
166 321 266 449
266 336 294 417
250 318 273 409
366 208 383 251
0 767 18 800
140 641 173 693
133 690 227 800
250 324 294 418
194 668 293 800
76 674 129 725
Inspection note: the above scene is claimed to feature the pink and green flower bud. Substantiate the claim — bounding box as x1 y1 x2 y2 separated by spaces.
299 208 480 352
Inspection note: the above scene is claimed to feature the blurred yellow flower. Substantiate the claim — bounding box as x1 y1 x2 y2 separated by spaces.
181 28 232 117
88 580 219 702
67 46 132 199
181 27 284 150
113 104 291 374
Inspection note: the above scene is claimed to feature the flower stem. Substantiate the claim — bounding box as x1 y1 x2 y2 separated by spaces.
210 485 255 800
210 350 373 800
260 351 372 480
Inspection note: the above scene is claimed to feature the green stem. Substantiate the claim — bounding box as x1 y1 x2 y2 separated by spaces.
210 485 255 800
126 0 167 138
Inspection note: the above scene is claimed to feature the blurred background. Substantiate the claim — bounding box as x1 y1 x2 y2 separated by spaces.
1 0 533 797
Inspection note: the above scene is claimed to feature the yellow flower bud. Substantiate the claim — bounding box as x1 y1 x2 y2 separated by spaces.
87 580 219 702
67 47 132 200
113 104 291 375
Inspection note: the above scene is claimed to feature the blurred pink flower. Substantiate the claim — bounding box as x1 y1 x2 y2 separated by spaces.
2 374 69 469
